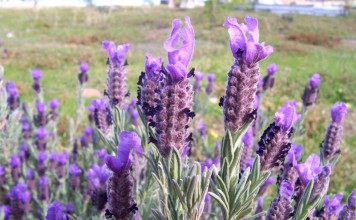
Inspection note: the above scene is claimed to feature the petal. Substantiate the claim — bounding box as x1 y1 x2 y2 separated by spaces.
115 43 130 64
223 17 247 60
166 63 187 84
106 155 126 173
177 16 194 67
145 54 162 79
331 102 348 123
245 16 259 42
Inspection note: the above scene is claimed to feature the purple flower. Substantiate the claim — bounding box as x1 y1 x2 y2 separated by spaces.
38 176 48 186
0 165 5 176
145 54 162 80
197 120 207 137
266 180 294 219
93 97 112 134
102 41 130 66
286 143 303 165
6 81 20 110
201 156 219 172
57 153 67 165
106 131 142 174
31 68 42 80
96 149 107 166
267 63 278 76
302 73 321 106
10 154 20 168
0 205 11 220
48 99 60 109
205 73 215 95
164 16 194 84
339 190 356 220
26 168 34 180
66 202 73 214
80 61 89 73
295 153 321 186
223 16 273 66
309 73 321 88
242 127 254 148
90 164 110 186
10 183 31 203
69 164 82 176
36 127 48 140
38 151 47 164
36 102 45 113
324 194 344 216
137 54 163 122
331 102 348 124
34 102 48 126
274 101 301 132
46 200 66 220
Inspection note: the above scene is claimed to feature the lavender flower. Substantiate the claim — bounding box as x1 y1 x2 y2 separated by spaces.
87 101 95 123
9 183 31 219
263 63 278 90
26 168 35 190
49 153 58 169
66 202 74 215
197 120 207 137
257 101 300 171
302 73 321 106
56 153 67 178
295 153 322 186
205 73 215 95
46 200 67 220
36 127 48 151
193 70 203 92
93 97 112 134
37 151 47 175
6 81 20 110
69 164 82 191
96 149 107 166
137 54 162 122
240 127 254 172
48 99 60 121
10 154 21 181
89 164 110 211
278 144 303 189
151 16 195 157
80 126 94 147
201 156 219 172
0 165 6 185
0 205 10 220
78 61 89 84
126 98 139 127
38 176 49 201
266 180 294 220
223 16 273 133
322 102 348 161
21 117 31 139
338 189 356 220
34 102 48 126
31 68 42 93
106 131 141 219
102 40 130 107
316 194 344 219
309 165 332 202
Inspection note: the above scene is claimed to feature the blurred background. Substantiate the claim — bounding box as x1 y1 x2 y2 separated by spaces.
0 0 355 194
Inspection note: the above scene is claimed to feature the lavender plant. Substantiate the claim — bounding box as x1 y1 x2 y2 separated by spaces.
0 14 354 220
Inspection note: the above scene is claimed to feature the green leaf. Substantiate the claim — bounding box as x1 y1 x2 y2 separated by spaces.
172 179 186 208
209 192 229 219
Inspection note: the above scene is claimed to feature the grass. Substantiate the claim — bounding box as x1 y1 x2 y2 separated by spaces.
0 7 355 195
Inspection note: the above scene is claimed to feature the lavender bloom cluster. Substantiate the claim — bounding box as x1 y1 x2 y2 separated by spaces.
0 15 353 220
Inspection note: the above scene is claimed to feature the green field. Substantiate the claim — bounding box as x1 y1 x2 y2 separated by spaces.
0 7 355 194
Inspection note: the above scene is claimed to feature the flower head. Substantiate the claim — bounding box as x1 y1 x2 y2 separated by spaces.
267 63 278 76
145 54 162 80
36 127 49 140
10 183 31 203
26 168 34 180
242 127 254 148
286 143 303 165
280 180 294 200
324 194 344 216
6 81 18 96
48 99 60 109
10 154 21 168
331 102 347 124
201 156 219 172
102 41 130 66
46 200 66 220
205 73 215 95
309 73 321 88
37 151 47 164
106 131 142 174
69 164 82 176
36 102 46 113
223 16 273 65
295 153 322 185
274 101 301 132
80 61 89 73
31 68 42 80
164 16 195 84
